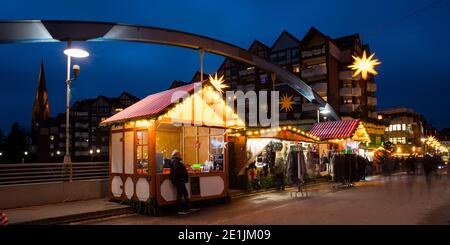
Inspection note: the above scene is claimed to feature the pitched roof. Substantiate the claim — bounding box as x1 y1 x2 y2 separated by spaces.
271 30 300 51
301 27 329 44
308 119 360 140
249 39 270 51
101 82 200 125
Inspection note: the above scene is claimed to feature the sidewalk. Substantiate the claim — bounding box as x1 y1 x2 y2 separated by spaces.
229 178 333 199
3 174 400 225
4 198 133 225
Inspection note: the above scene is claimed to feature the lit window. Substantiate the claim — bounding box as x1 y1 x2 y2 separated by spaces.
136 130 149 175
402 124 406 131
407 124 412 131
293 64 300 73
50 135 54 141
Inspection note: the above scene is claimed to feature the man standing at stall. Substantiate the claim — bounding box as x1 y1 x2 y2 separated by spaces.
274 153 286 191
170 150 193 215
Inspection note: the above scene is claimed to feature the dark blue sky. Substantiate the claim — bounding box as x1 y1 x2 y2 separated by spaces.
0 0 449 132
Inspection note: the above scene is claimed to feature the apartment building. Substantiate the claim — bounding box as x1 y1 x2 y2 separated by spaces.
378 107 426 154
217 27 378 128
35 92 139 162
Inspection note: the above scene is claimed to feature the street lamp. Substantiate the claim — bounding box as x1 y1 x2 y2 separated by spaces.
63 41 89 165
318 107 330 123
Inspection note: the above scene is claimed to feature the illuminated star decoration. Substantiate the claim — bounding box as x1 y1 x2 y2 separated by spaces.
209 73 228 93
280 93 294 112
348 50 381 80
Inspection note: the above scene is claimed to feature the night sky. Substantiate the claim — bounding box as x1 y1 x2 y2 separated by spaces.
0 0 449 132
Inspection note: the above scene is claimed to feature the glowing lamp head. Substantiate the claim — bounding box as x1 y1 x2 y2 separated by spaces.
320 108 330 114
64 48 90 58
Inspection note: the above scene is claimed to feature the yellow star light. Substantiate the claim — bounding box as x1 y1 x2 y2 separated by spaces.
209 73 228 93
348 50 381 80
280 93 294 112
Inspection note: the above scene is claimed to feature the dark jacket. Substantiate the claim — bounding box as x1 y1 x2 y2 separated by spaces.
170 157 189 185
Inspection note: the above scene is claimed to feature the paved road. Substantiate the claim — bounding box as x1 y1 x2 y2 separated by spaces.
82 174 450 225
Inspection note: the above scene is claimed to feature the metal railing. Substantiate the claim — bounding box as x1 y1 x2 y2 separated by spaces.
0 162 109 186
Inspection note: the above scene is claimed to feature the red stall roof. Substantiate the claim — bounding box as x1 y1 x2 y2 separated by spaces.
101 82 200 125
308 119 360 140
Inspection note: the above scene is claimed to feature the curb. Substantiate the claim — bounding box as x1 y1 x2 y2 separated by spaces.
12 206 134 225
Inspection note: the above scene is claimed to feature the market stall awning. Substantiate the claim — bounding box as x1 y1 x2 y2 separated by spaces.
309 119 369 141
100 80 245 128
101 82 198 125
230 126 320 142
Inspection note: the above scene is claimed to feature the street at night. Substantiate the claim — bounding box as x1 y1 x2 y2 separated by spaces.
1 0 450 243
79 174 450 225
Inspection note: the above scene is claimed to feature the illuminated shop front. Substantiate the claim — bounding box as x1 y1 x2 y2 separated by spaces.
101 79 244 208
226 126 323 188
309 119 371 161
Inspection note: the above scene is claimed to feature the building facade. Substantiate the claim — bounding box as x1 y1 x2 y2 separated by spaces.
32 70 140 162
378 107 426 155
217 27 379 129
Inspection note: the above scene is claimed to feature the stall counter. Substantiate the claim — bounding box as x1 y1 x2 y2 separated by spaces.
156 171 228 205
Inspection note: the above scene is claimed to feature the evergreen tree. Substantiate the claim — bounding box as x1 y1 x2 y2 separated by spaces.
5 122 27 163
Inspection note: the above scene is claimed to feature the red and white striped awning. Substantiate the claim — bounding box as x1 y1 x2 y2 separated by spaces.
308 119 360 140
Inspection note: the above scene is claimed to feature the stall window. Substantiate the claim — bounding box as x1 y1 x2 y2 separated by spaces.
136 130 149 174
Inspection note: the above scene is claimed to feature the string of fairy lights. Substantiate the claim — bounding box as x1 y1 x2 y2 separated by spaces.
421 136 449 153
226 126 320 141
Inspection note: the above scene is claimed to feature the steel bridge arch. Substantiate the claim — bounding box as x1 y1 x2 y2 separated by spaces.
0 20 339 120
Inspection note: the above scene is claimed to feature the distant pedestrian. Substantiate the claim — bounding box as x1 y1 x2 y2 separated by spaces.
274 157 286 191
169 150 193 215
423 155 433 189
0 210 8 225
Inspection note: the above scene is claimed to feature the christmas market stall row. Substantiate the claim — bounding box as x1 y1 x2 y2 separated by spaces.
100 78 245 211
226 125 323 189
308 119 374 183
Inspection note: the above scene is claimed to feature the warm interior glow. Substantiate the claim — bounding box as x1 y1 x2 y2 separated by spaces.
64 48 90 58
159 84 244 128
348 50 381 80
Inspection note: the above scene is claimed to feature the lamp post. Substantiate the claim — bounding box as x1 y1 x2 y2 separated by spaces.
62 42 89 170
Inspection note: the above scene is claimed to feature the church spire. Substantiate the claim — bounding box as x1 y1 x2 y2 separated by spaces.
32 60 51 132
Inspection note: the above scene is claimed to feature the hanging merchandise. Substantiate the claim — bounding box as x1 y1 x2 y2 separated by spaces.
287 144 307 185
332 153 369 184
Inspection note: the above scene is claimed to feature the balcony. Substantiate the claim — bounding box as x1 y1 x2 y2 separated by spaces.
368 111 378 119
340 104 360 113
238 67 255 77
339 70 361 80
311 82 327 96
302 103 318 112
367 97 377 106
301 64 327 78
339 87 362 97
367 82 377 92
74 141 89 147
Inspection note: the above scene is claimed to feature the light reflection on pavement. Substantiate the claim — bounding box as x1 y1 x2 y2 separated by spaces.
79 174 450 225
